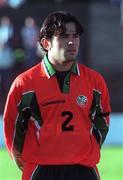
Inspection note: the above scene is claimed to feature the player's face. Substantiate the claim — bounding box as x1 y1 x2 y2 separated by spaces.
48 22 80 64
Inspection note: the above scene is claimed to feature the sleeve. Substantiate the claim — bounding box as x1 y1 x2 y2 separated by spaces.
89 74 111 147
3 77 25 171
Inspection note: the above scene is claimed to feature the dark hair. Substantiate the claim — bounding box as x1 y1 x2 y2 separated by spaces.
39 11 84 53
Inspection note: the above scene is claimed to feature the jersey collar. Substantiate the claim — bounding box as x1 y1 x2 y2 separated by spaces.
42 54 80 78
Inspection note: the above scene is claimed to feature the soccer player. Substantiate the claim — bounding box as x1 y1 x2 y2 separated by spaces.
3 11 111 180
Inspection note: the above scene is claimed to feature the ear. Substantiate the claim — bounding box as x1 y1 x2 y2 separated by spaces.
41 38 51 51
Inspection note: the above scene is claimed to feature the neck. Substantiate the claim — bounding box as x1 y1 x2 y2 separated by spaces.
48 54 74 72
52 61 74 71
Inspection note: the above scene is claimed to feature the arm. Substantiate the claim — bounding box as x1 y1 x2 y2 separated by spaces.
89 76 111 147
3 77 25 171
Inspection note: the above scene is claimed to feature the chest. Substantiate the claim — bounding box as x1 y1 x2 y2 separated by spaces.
33 74 96 115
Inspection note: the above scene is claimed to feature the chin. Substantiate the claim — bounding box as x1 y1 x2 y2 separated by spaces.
67 57 76 62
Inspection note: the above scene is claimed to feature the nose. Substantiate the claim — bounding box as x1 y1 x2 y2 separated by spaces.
67 41 74 46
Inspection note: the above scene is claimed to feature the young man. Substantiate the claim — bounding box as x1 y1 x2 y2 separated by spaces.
3 11 111 180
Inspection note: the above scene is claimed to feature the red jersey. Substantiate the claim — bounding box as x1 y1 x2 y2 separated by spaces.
3 55 111 169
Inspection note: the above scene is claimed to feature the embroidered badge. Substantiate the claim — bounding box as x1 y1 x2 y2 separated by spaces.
77 95 88 107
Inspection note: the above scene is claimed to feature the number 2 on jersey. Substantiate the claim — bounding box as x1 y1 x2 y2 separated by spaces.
61 111 74 131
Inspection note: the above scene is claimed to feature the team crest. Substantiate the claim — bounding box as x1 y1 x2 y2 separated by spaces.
77 95 88 107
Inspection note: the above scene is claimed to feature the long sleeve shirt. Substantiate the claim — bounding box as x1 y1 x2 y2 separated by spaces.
3 55 111 169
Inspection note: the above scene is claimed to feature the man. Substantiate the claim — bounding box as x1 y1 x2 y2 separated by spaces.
3 11 111 180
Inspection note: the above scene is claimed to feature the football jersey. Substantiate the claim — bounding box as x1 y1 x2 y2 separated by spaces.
3 54 111 169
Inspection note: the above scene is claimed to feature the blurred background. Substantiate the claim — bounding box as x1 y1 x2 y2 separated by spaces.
0 0 123 179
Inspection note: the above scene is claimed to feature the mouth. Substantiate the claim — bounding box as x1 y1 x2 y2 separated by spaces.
66 49 76 54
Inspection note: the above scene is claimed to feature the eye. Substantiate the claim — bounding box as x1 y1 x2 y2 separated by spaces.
73 34 79 38
60 34 68 39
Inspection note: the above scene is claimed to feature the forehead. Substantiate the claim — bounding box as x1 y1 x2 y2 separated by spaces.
65 22 77 34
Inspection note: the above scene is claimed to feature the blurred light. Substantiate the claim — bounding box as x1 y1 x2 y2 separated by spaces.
0 0 7 7
104 113 123 145
8 0 26 8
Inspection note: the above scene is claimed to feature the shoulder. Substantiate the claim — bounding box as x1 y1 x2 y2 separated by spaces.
78 63 104 80
14 63 41 85
78 63 108 90
8 63 41 95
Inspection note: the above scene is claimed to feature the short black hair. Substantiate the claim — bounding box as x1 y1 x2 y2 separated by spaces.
39 11 84 41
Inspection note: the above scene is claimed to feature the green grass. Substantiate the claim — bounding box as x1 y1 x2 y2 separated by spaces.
0 146 123 180
0 149 22 180
98 146 123 180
